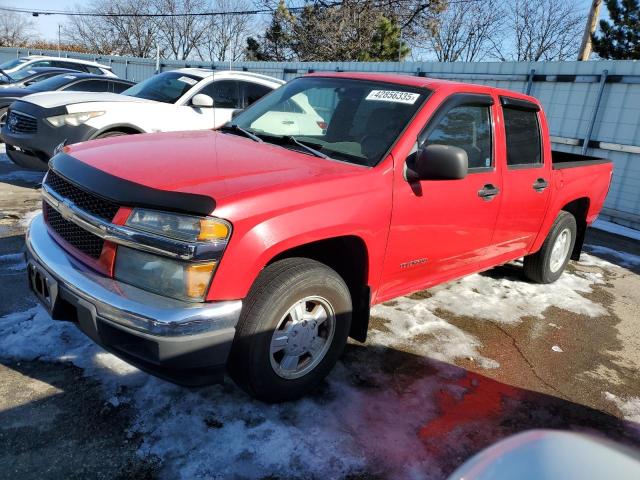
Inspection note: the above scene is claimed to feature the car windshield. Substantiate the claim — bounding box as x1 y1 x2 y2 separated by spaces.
10 68 39 81
121 71 200 103
0 58 27 70
26 74 80 93
229 77 429 167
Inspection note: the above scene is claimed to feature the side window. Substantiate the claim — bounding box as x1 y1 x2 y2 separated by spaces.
111 81 131 94
65 80 110 92
241 82 272 107
425 105 493 170
198 80 240 108
503 107 542 167
86 66 105 75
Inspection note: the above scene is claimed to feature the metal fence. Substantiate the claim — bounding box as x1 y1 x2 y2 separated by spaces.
2 47 639 229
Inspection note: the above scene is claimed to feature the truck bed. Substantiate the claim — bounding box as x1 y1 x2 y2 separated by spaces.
552 150 612 170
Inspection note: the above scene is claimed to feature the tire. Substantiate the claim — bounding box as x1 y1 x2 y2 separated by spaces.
228 258 352 402
94 130 127 139
0 107 7 131
523 211 577 284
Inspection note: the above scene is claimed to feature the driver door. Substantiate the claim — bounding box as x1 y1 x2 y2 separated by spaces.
378 93 504 300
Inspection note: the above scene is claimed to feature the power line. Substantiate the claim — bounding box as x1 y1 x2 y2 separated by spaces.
0 3 341 18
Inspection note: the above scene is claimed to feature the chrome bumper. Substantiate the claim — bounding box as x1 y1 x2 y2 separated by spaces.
26 214 242 337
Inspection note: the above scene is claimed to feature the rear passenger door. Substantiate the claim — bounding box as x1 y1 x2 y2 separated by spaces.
492 97 552 255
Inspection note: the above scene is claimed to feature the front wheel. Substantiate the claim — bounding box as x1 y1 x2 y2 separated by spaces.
228 258 352 402
523 211 577 284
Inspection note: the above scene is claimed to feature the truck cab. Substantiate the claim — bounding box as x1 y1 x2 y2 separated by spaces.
25 73 613 402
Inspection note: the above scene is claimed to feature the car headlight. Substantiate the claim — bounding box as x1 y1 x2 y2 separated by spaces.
125 208 231 242
46 111 105 127
114 209 232 301
114 247 216 302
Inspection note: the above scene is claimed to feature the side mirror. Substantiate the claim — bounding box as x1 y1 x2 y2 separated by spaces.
191 93 214 108
412 144 468 181
231 108 244 119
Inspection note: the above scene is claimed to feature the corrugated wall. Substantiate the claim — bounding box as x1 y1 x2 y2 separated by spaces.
1 47 638 228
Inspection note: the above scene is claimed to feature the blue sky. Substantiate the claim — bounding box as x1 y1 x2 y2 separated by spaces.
18 0 604 42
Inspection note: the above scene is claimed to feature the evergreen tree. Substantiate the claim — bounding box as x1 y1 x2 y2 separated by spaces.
260 0 295 61
592 0 640 59
361 17 410 61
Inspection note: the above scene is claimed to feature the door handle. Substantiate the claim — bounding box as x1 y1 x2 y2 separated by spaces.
532 178 549 192
478 184 500 201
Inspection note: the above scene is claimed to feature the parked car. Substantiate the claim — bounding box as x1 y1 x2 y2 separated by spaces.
0 55 115 80
1 69 284 170
0 73 134 130
24 73 613 402
0 66 78 89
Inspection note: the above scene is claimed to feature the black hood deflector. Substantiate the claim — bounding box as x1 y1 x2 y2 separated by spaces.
49 153 216 216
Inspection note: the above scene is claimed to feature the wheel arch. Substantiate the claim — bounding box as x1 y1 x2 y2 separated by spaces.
89 123 145 139
561 197 590 260
267 235 371 343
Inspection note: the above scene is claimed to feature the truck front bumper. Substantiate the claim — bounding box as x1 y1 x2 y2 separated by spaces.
25 214 242 386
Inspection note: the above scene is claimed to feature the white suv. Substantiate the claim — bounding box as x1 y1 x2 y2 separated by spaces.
2 69 284 170
0 55 115 77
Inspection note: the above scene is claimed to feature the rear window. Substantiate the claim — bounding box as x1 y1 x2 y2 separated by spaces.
503 107 541 166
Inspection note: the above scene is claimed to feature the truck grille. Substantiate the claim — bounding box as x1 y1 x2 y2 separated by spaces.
44 203 105 259
6 110 38 134
45 171 120 221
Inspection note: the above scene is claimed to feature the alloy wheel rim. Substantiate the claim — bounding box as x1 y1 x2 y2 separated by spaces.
269 295 336 380
549 228 572 273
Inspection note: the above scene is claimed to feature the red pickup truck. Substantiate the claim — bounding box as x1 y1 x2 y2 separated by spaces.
25 73 613 402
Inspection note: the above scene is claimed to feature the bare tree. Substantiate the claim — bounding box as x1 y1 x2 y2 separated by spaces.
426 0 504 61
154 0 209 60
0 6 36 47
490 0 584 61
197 0 253 61
63 0 158 57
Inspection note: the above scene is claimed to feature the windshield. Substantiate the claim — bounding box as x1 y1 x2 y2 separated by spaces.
26 74 79 93
0 58 27 70
230 77 429 167
10 68 39 82
121 71 200 103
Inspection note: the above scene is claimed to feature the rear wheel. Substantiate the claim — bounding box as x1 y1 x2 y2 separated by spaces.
523 211 577 284
228 258 352 402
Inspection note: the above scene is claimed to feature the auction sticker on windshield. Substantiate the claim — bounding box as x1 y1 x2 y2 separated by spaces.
366 90 420 104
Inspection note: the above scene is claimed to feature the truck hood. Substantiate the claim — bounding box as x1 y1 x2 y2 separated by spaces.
20 91 150 109
62 130 369 213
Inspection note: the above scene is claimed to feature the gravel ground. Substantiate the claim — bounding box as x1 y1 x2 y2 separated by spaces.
1 148 639 479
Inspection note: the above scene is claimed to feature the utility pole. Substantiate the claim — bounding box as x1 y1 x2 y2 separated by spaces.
578 0 602 61
57 24 61 57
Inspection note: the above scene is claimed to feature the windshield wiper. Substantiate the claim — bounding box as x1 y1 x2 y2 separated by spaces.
219 124 263 143
281 136 329 159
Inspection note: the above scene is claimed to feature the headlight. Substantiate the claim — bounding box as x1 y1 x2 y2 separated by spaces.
114 247 216 302
46 111 105 127
115 209 232 301
125 208 230 242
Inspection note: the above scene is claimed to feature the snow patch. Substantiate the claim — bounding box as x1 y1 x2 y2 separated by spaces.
419 269 606 324
20 209 41 228
604 392 640 426
0 252 25 271
585 245 640 269
371 297 499 369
